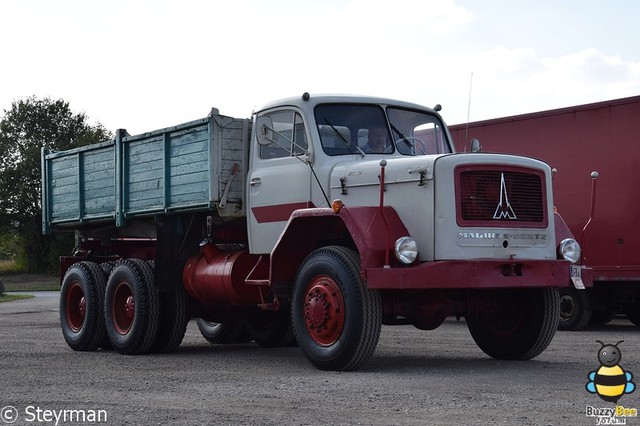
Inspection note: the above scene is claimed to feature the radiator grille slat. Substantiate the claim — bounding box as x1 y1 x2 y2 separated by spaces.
457 169 546 228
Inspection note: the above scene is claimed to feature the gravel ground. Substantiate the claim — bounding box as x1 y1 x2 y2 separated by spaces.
1 292 638 426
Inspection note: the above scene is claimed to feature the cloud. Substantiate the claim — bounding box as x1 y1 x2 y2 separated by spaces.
1 0 638 135
340 0 473 35
457 47 640 124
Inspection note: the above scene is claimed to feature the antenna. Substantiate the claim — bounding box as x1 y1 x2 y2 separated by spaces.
465 72 474 142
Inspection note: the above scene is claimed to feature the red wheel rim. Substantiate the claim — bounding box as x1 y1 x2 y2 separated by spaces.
303 275 345 346
112 281 135 334
66 282 86 332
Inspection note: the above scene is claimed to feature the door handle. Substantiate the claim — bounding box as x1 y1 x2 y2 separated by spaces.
250 178 261 186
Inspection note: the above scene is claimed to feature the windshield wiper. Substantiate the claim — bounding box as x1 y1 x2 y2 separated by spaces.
324 119 365 157
390 123 428 155
390 123 415 155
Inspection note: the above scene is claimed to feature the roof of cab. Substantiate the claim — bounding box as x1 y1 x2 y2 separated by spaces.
254 93 439 115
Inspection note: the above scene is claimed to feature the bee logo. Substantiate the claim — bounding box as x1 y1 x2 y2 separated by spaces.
586 340 635 403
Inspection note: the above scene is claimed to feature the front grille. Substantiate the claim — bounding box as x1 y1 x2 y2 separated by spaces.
456 166 547 228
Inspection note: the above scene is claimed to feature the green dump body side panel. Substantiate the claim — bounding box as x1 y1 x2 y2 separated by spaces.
42 114 249 234
42 140 117 230
123 119 212 215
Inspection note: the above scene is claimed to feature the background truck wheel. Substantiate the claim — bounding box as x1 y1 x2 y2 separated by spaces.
59 261 109 351
104 259 160 355
291 246 382 371
196 318 249 344
466 288 559 360
151 288 190 353
246 303 295 348
558 288 592 330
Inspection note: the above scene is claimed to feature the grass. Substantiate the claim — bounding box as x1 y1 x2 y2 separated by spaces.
0 261 59 292
0 293 35 303
0 259 22 275
0 268 58 303
0 260 58 303
1 274 59 292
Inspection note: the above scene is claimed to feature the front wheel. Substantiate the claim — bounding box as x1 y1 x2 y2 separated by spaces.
466 288 559 360
291 246 382 371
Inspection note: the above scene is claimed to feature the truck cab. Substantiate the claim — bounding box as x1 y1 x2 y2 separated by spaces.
247 94 452 254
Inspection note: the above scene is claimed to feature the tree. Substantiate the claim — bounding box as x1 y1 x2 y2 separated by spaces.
0 96 112 273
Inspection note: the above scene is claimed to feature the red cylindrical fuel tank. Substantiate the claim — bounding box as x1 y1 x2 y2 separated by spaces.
183 243 263 305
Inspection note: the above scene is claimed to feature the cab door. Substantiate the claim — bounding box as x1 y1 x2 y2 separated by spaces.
247 109 312 254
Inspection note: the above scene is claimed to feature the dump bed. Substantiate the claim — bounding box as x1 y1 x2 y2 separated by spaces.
42 113 249 234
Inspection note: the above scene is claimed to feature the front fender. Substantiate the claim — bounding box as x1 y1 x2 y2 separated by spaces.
270 206 410 286
554 211 575 246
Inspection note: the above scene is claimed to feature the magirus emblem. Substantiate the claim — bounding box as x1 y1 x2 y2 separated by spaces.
493 173 517 220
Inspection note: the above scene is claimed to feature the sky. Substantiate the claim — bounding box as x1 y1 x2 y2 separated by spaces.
1 0 639 135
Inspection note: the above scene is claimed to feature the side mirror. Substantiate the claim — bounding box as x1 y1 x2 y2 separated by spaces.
470 138 481 153
256 116 274 146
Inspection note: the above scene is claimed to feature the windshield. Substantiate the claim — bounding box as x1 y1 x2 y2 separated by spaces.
387 107 451 155
314 103 451 156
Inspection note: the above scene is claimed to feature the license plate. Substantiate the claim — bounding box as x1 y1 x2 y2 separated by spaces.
570 265 585 289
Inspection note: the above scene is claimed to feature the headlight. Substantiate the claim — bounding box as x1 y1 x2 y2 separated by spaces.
558 238 581 263
395 237 418 264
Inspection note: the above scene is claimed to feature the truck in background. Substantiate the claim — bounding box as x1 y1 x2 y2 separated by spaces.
449 95 640 330
42 93 580 370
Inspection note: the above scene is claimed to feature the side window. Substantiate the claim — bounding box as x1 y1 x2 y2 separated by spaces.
259 110 308 159
292 112 308 155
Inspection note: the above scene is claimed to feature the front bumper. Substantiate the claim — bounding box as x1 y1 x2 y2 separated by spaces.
365 259 571 290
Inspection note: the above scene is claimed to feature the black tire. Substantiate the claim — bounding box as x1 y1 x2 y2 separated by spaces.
196 318 247 344
466 288 559 360
246 302 296 348
59 262 109 351
104 259 160 355
151 288 190 353
100 261 117 277
558 288 592 330
291 246 382 371
98 261 117 350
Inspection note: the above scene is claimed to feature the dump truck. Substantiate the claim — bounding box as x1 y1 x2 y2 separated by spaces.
42 93 581 370
449 95 640 330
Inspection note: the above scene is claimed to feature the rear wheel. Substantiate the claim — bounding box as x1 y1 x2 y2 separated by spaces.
59 262 109 351
466 288 559 360
246 303 295 348
104 259 160 355
558 288 592 330
196 318 248 344
151 288 190 353
291 246 382 371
